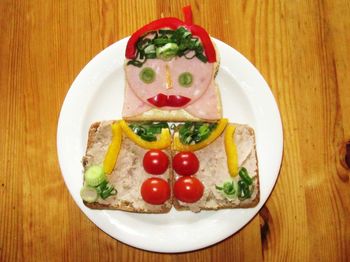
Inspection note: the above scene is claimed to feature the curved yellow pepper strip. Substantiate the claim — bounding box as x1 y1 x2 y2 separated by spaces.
119 120 171 149
103 122 122 174
172 118 228 152
224 124 238 177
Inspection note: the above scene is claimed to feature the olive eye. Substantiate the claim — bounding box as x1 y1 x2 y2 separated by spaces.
178 72 193 87
139 67 156 84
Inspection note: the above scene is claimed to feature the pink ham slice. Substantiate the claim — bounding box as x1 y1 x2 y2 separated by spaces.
185 82 221 120
122 84 151 117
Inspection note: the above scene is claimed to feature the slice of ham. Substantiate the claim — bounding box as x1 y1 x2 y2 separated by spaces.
185 82 221 120
122 84 151 117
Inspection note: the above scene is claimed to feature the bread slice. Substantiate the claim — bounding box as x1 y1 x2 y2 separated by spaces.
82 121 173 213
122 44 222 122
172 123 260 212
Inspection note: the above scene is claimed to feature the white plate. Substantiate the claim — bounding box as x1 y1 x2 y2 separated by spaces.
57 37 283 253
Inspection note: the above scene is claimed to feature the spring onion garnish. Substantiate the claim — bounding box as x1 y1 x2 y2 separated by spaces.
178 122 217 145
80 186 98 203
127 27 208 67
178 72 193 87
139 67 156 83
238 180 252 200
239 167 253 185
129 122 169 142
82 165 117 201
84 165 106 187
216 167 254 200
156 43 179 60
215 181 237 198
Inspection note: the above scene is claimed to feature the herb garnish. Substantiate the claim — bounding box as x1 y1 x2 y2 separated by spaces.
127 27 208 67
178 122 218 145
216 167 254 200
128 122 169 142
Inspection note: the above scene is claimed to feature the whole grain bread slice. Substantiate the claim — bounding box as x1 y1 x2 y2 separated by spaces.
82 121 173 213
172 123 260 212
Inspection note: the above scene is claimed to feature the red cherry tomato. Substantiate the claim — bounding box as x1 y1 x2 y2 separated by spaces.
172 152 199 176
141 178 171 205
173 176 204 203
143 149 169 175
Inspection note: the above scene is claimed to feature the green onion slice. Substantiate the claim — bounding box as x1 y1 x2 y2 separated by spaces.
178 72 193 87
139 67 155 84
239 167 253 185
80 186 98 203
84 165 106 187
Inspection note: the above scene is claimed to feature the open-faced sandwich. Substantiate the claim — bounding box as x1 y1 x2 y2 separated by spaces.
122 6 222 122
80 119 259 213
80 6 259 213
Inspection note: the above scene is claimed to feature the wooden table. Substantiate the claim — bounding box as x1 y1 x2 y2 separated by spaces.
1 0 349 261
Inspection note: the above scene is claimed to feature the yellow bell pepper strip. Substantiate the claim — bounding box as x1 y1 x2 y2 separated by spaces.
172 118 228 152
103 122 122 174
119 120 171 149
224 124 238 177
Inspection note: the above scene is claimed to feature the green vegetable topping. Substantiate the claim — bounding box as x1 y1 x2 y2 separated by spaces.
215 181 236 198
216 167 254 200
156 43 179 60
129 122 169 142
238 180 252 200
82 165 117 202
239 167 253 185
139 67 155 83
80 186 98 203
127 27 208 67
84 165 106 187
178 122 217 145
178 72 193 87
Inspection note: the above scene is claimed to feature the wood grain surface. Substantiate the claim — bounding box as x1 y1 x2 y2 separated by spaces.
1 0 349 261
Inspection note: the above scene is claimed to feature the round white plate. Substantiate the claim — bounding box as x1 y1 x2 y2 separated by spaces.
57 37 283 253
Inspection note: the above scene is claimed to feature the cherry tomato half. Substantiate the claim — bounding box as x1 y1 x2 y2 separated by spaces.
173 176 204 203
172 152 199 176
141 178 171 205
143 149 169 175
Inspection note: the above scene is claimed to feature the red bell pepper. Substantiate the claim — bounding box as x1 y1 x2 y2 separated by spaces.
125 6 216 63
147 94 191 108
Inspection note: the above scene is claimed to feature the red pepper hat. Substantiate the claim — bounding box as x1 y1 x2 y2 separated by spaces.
125 5 216 63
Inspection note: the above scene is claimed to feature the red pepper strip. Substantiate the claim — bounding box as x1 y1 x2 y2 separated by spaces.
182 5 193 25
125 18 183 59
125 6 217 63
147 93 168 107
167 95 191 107
147 94 191 107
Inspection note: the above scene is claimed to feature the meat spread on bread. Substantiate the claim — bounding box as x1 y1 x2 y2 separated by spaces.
81 120 259 213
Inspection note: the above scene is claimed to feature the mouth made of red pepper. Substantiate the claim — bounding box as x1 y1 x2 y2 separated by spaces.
147 93 191 108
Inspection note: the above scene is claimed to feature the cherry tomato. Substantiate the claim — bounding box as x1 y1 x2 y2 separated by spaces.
172 152 199 176
141 178 170 205
173 176 204 203
143 149 169 175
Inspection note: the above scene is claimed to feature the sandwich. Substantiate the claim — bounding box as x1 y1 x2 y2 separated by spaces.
80 119 259 213
171 119 259 212
122 5 222 122
81 120 173 213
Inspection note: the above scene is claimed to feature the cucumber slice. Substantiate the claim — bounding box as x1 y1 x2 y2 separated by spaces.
80 186 98 203
84 165 106 187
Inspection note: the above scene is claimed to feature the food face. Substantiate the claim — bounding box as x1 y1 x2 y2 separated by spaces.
125 56 214 108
